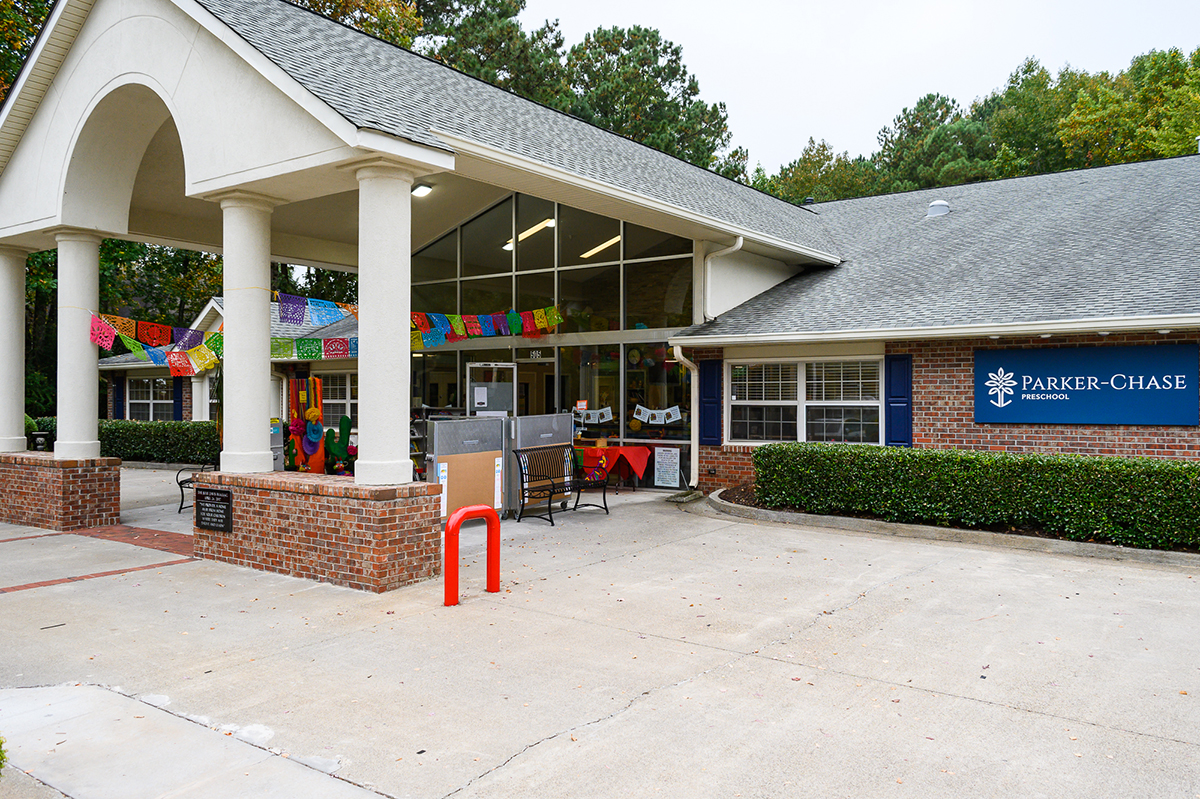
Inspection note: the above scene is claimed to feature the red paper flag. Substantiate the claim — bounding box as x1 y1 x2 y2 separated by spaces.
411 312 431 333
166 351 195 376
138 321 172 347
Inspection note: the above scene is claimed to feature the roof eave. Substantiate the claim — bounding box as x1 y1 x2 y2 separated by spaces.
669 314 1200 347
431 130 841 266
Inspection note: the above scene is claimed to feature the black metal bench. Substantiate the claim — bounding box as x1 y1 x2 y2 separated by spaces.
177 462 217 514
511 443 609 525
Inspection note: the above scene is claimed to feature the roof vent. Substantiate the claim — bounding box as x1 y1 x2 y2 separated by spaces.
926 200 950 217
802 197 815 205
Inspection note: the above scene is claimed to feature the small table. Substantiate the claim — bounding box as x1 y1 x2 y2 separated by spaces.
575 445 652 491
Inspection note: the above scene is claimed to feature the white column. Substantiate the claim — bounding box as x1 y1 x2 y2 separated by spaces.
354 162 415 485
55 231 102 459
0 246 28 451
191 374 209 422
219 194 275 473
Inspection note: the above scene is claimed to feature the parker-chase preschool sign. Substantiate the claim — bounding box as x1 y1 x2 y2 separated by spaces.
974 344 1199 425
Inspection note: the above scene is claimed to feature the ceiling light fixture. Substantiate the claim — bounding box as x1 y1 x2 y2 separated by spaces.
411 184 433 197
580 235 620 260
503 218 555 250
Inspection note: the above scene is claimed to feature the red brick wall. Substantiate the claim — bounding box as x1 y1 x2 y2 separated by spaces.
0 453 121 531
698 444 754 493
888 332 1200 459
192 471 444 593
181 379 193 422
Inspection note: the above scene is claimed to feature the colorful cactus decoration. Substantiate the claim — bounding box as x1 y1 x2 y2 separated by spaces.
324 414 357 475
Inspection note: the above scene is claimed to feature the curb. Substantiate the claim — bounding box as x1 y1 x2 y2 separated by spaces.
706 489 1200 570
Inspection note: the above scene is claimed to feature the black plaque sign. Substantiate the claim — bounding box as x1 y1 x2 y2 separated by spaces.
195 486 233 532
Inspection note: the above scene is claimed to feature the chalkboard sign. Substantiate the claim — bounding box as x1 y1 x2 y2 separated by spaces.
195 486 233 532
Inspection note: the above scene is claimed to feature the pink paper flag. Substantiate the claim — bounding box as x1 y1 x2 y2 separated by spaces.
89 315 116 350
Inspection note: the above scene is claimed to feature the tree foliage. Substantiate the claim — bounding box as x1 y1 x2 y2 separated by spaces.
565 25 730 168
300 0 423 47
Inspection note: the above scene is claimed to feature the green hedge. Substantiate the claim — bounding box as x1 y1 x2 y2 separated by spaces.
99 420 219 464
23 417 217 463
752 443 1200 550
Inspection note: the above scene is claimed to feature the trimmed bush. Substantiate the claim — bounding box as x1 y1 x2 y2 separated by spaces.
99 420 219 464
753 443 1200 550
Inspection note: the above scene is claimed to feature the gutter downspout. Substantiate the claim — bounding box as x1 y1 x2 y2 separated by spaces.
674 345 701 489
703 236 744 322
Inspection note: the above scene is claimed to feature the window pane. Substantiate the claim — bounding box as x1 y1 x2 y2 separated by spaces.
730 363 797 402
626 343 690 440
412 281 457 315
414 351 459 408
152 403 174 421
461 198 513 277
412 231 457 281
559 265 620 333
129 402 150 421
323 373 347 400
152 378 172 402
516 195 555 272
559 205 620 267
807 361 880 402
624 258 693 330
516 272 555 327
128 378 150 401
349 373 358 401
559 346 620 438
323 401 346 424
806 406 880 444
731 405 797 441
461 276 512 317
623 222 692 260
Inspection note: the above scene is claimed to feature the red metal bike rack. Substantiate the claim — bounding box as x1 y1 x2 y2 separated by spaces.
444 504 501 606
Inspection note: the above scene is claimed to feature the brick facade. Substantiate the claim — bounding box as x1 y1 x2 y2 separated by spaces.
888 331 1200 459
0 453 121 531
192 471 444 593
693 332 1200 492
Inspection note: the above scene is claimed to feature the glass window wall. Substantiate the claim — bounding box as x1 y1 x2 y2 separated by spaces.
624 258 693 329
516 195 555 272
462 197 513 277
560 345 620 439
624 343 690 441
461 276 513 317
412 231 457 281
559 206 620 268
559 266 620 333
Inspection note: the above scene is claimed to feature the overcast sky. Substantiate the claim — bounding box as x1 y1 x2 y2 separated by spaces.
519 0 1200 174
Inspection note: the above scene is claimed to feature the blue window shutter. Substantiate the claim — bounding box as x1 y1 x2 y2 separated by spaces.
884 354 912 447
173 376 184 421
698 360 722 446
113 374 125 420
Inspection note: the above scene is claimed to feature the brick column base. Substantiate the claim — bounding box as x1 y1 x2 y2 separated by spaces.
697 445 756 494
0 452 121 531
193 471 444 593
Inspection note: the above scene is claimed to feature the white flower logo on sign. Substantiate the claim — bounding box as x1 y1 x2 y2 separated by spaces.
985 368 1017 408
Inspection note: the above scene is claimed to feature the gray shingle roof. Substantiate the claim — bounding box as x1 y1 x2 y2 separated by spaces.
191 0 839 258
677 155 1200 339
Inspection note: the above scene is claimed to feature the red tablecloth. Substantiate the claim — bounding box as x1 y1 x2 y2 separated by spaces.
576 445 651 481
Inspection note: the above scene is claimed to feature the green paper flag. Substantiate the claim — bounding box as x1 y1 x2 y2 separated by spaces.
205 332 224 359
270 338 294 359
295 338 323 360
120 334 149 361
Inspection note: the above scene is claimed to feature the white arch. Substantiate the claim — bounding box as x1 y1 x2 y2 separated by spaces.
59 75 192 234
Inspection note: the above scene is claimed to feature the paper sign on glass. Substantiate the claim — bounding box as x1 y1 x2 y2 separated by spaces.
633 405 651 422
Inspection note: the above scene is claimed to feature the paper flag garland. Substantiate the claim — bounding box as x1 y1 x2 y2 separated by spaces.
90 315 117 350
545 306 564 326
295 338 323 360
464 315 483 337
349 337 358 358
278 293 307 325
270 338 294 359
308 298 344 326
411 313 431 333
411 331 424 350
205 332 223 359
479 315 495 336
166 351 195 377
323 338 349 359
429 313 452 332
533 308 548 329
146 347 168 366
422 329 445 348
189 344 219 371
492 312 509 336
174 327 203 350
506 311 522 336
119 334 149 361
336 302 359 319
520 311 536 334
448 315 467 336
102 315 137 339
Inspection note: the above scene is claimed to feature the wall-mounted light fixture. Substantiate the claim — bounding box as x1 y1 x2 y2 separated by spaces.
411 184 433 197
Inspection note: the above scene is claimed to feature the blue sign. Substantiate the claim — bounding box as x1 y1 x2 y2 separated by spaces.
974 345 1199 425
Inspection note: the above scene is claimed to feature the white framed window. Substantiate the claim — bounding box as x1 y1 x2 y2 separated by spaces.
128 377 174 421
727 359 882 444
321 372 358 428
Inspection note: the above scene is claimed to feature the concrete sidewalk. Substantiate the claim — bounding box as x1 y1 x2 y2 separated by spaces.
1 486 1198 797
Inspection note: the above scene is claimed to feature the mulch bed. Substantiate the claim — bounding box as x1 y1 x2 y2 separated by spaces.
718 483 1200 556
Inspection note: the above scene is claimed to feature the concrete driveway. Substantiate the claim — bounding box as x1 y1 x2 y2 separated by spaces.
0 476 1197 798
